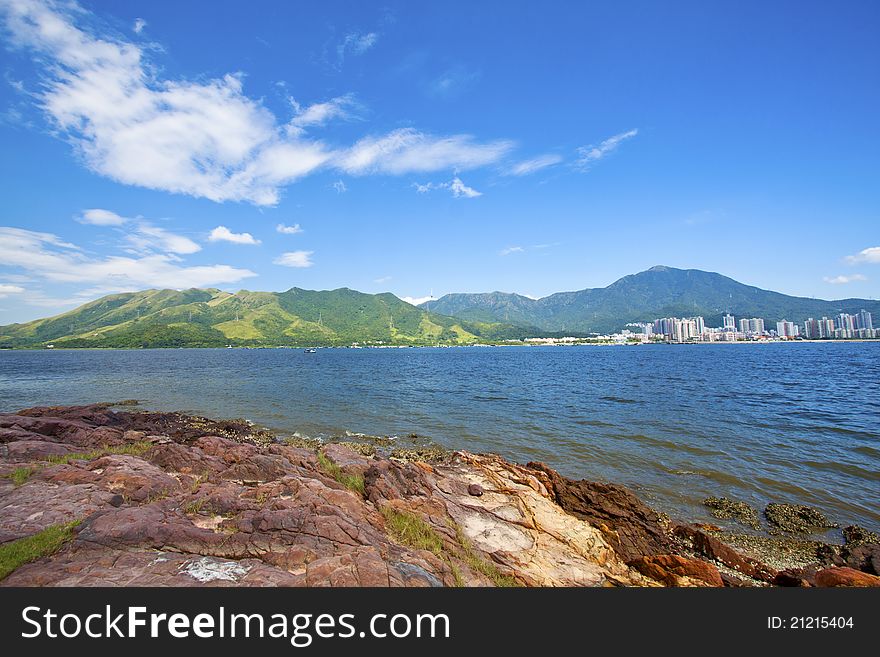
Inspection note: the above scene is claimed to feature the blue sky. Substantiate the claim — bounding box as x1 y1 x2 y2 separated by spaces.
1 0 878 323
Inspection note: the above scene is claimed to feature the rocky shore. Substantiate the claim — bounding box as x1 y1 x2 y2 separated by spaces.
1 404 877 587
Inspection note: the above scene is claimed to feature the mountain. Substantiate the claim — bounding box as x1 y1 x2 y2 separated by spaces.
422 266 880 334
0 288 531 349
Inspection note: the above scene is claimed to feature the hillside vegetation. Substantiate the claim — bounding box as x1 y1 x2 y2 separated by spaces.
0 288 531 348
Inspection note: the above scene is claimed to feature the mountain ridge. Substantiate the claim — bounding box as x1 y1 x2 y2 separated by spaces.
1 266 877 347
422 266 879 334
0 287 532 348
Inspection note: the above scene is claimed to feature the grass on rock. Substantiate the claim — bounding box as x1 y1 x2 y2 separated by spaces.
0 521 81 581
317 450 365 495
44 441 152 465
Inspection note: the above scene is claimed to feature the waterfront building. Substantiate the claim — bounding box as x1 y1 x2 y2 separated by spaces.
723 314 735 330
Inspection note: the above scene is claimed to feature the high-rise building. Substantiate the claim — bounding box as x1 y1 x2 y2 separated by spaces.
819 317 835 339
776 320 798 338
723 314 735 330
738 318 749 333
749 318 765 335
803 318 819 339
694 316 705 336
858 309 873 331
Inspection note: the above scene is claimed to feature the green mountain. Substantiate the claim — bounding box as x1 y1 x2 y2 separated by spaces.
0 288 531 349
423 266 880 334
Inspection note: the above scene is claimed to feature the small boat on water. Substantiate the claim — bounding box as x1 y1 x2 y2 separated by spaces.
303 348 317 353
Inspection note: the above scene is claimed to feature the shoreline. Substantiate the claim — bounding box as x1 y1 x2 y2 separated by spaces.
2 338 879 352
1 403 877 587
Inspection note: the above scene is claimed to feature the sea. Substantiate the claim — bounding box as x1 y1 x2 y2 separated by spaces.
1 342 878 533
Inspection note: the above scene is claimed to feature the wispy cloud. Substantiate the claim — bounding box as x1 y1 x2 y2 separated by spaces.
374 276 392 284
499 246 524 256
824 274 868 284
0 283 26 298
273 250 314 268
0 226 255 297
338 128 512 176
413 176 482 198
276 223 303 235
126 223 201 255
332 180 347 193
208 225 260 245
287 94 357 135
575 129 638 170
0 1 511 206
334 31 378 69
132 18 146 34
425 65 480 99
77 208 129 225
844 247 880 265
506 154 562 176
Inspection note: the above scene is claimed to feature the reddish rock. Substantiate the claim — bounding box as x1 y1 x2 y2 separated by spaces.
527 461 672 561
814 567 880 587
322 443 373 475
673 524 777 582
468 483 484 496
773 569 814 587
627 554 724 587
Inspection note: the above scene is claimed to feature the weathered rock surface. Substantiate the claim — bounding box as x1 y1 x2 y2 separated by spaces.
1 404 869 588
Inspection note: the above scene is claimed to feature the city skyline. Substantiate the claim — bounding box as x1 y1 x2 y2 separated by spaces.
1 1 879 325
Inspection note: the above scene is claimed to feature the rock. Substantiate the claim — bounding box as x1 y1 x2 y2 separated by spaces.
673 525 777 582
842 525 879 547
773 569 814 587
703 497 761 530
8 403 853 589
628 555 724 587
467 483 484 496
814 566 880 587
764 503 837 534
322 443 373 475
527 461 672 561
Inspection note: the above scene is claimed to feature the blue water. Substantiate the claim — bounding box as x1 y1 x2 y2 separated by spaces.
1 343 878 532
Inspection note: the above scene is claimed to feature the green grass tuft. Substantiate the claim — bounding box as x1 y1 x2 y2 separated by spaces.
7 467 34 487
317 451 365 495
380 506 444 556
0 521 81 581
44 441 152 465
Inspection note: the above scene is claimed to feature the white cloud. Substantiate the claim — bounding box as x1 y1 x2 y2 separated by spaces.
126 223 201 255
844 247 880 265
506 154 563 176
413 175 482 198
1 1 514 206
332 180 347 193
823 274 868 284
287 95 356 135
575 129 638 170
499 246 524 256
335 31 378 68
276 223 303 235
338 128 513 175
0 226 255 295
399 295 434 306
0 0 326 205
273 250 313 268
0 283 26 298
374 276 391 284
77 208 128 225
208 225 260 245
449 176 481 198
132 18 146 34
